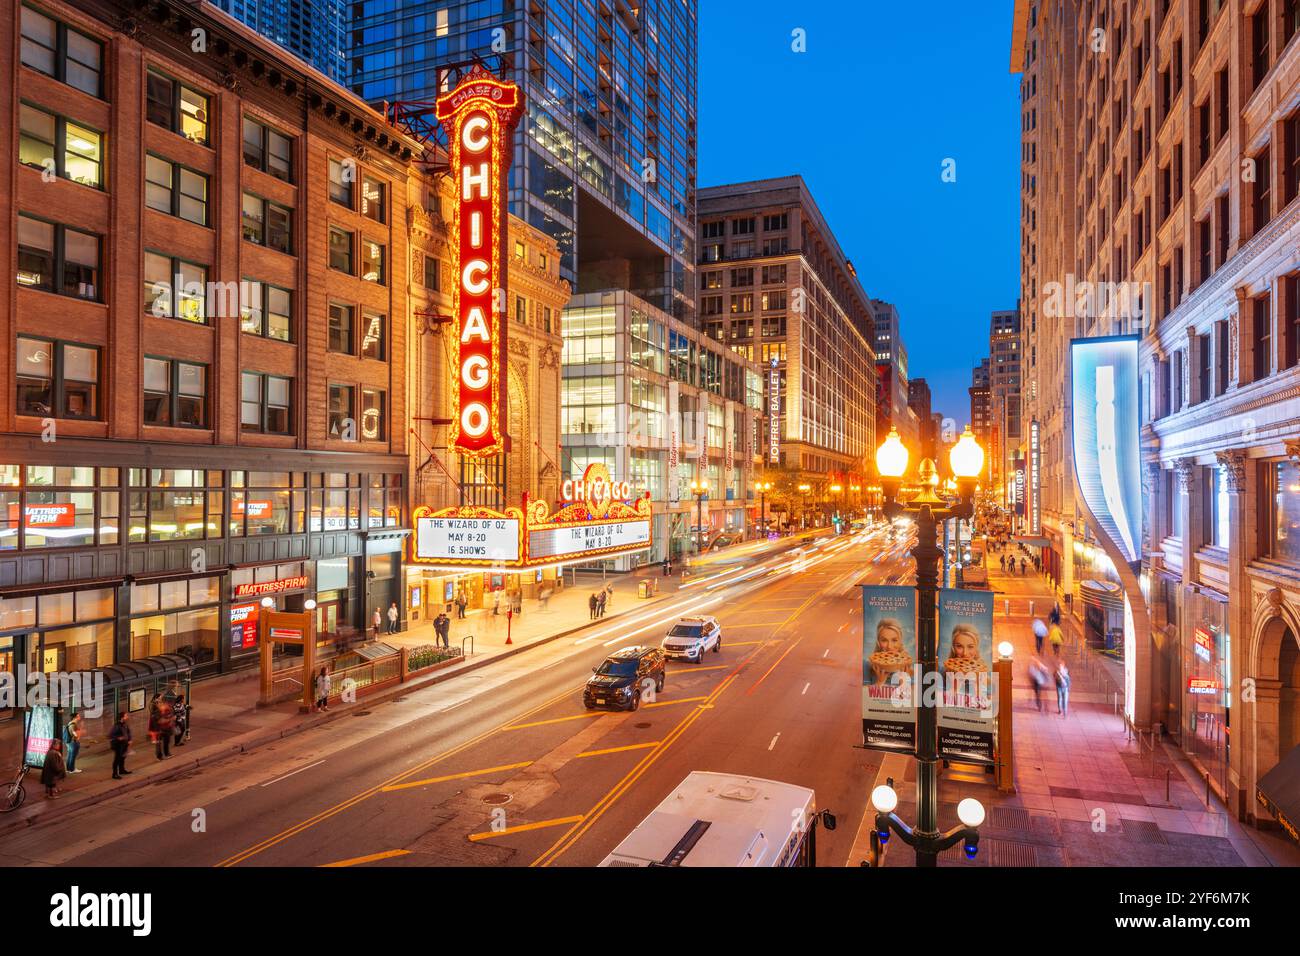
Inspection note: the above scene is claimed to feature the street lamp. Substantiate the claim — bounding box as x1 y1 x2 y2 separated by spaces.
871 423 986 867
797 483 812 529
689 479 709 554
756 480 773 537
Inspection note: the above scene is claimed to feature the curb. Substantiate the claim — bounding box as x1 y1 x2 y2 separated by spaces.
0 593 668 838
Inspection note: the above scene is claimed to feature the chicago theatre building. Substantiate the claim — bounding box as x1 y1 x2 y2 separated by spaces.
0 0 567 703
1016 0 1300 829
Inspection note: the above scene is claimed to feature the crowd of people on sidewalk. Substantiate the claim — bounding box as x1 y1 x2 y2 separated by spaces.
588 583 614 619
1028 604 1071 716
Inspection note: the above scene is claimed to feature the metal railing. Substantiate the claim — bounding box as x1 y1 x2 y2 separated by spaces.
327 653 401 700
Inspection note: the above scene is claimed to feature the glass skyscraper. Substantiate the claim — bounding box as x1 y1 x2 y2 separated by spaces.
212 0 348 83
350 0 698 324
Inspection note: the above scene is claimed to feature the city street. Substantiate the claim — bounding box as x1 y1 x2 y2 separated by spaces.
0 529 914 868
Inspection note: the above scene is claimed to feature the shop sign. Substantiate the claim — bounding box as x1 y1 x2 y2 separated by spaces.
436 67 523 457
232 499 274 519
269 626 304 642
1193 627 1214 663
233 575 308 598
12 502 76 527
415 512 522 564
528 519 651 561
561 463 632 508
230 603 259 650
768 358 781 464
1188 677 1222 695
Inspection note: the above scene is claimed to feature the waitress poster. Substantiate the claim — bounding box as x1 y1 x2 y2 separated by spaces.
861 585 917 754
937 588 997 764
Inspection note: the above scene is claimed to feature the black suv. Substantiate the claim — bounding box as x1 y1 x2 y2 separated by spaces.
584 646 666 711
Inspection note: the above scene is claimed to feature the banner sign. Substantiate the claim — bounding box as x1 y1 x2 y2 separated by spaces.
229 603 260 651
23 704 56 769
861 585 918 754
768 358 781 464
668 380 681 503
436 67 523 457
528 519 651 561
937 588 997 764
413 506 525 565
1029 419 1042 535
1070 336 1142 564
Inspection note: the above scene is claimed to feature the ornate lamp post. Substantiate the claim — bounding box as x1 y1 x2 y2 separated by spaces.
869 425 987 867
797 483 811 529
756 480 773 537
689 479 709 554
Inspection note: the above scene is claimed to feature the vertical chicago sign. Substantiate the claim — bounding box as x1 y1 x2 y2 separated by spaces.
436 68 524 456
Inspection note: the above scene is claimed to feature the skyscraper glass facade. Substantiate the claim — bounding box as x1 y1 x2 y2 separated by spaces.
349 0 698 323
212 0 348 83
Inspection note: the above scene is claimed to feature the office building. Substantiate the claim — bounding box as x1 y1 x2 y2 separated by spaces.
210 0 348 83
989 308 1023 504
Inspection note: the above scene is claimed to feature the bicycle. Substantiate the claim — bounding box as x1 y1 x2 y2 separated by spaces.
1 764 30 813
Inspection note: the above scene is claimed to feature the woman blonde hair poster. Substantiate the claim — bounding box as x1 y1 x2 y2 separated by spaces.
860 585 918 754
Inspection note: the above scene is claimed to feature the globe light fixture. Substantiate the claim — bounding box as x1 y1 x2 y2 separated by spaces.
260 596 275 609
304 599 317 611
997 640 1014 660
949 426 984 479
956 797 986 829
871 784 899 814
875 427 909 479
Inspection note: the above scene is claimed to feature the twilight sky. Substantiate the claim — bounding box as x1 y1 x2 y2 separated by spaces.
697 0 1022 426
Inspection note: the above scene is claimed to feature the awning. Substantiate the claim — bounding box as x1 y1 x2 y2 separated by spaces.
1257 745 1300 845
352 642 398 662
92 654 194 693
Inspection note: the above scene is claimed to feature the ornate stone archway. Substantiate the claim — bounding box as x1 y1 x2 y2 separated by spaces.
1248 591 1300 819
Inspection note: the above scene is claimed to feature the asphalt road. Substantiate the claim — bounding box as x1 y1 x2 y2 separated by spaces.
0 528 917 868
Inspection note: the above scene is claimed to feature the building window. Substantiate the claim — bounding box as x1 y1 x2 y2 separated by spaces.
360 238 386 284
145 155 208 225
731 268 753 287
329 227 354 273
329 158 353 206
367 474 403 528
145 69 208 145
361 176 385 223
20 7 102 97
1204 466 1230 549
702 221 724 239
143 252 206 323
241 193 292 253
731 217 754 235
239 282 291 342
731 294 753 314
515 295 527 324
360 388 386 441
1286 111 1300 205
423 255 440 290
1197 334 1210 404
543 306 552 333
1286 274 1300 370
762 291 787 311
18 104 102 187
1266 459 1300 561
240 373 292 434
762 264 787 284
328 303 354 354
763 213 788 231
1254 296 1272 380
361 312 385 360
16 336 99 419
16 215 100 301
701 295 723 316
1251 147 1271 237
143 357 207 428
702 271 722 290
242 116 293 182
328 385 355 439
514 239 526 261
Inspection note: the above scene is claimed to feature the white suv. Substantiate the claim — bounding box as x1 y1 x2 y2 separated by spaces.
661 616 722 662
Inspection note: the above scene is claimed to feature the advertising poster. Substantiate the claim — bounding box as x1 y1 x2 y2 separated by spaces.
861 585 917 754
23 704 56 768
937 588 997 764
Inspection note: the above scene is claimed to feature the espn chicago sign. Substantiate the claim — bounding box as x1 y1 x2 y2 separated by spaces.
436 68 523 457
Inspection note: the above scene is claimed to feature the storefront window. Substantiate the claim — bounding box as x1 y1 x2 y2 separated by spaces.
1183 587 1230 798
128 469 222 542
367 474 402 528
130 607 219 665
313 473 360 530
38 622 113 672
229 471 303 536
0 596 36 631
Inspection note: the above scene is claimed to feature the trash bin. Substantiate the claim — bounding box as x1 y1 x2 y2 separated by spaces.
639 581 650 599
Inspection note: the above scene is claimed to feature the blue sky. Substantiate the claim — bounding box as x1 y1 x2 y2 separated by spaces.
698 0 1022 425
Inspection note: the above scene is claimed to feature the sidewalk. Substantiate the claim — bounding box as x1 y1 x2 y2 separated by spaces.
0 563 686 838
852 553 1300 867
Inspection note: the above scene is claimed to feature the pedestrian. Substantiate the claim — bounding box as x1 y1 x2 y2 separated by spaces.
172 694 189 748
109 711 132 779
1032 618 1048 656
1019 557 1027 576
1049 622 1064 656
455 587 467 619
493 590 501 616
148 695 174 760
372 606 382 640
41 738 66 798
662 556 671 577
1049 601 1062 626
434 610 451 649
63 712 84 774
999 554 1006 573
604 583 614 612
1028 656 1050 713
597 589 607 618
539 587 551 611
589 592 598 620
1055 661 1072 716
387 601 399 634
512 589 522 615
315 666 332 712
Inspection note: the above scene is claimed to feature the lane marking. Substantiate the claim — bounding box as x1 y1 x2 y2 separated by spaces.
469 815 585 842
725 640 766 646
671 663 729 672
802 682 810 695
745 640 803 696
645 695 709 708
319 849 411 868
438 699 473 712
576 742 661 758
822 649 830 658
381 761 534 793
768 733 780 751
260 760 325 788
504 712 606 731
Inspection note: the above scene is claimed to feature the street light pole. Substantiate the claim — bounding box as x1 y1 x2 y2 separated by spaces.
690 479 709 554
870 425 988 867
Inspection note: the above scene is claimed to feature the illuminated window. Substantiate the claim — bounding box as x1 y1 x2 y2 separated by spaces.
19 104 102 187
143 252 206 323
17 215 99 300
328 385 355 440
360 388 386 441
360 239 385 284
21 7 102 97
241 373 292 435
328 303 354 354
329 227 354 273
146 69 208 144
361 312 385 360
240 282 291 342
241 193 292 253
361 175 385 223
16 336 99 420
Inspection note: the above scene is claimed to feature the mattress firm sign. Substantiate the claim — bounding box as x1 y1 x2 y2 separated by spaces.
416 515 521 563
529 519 651 561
